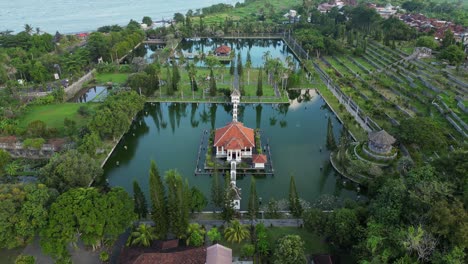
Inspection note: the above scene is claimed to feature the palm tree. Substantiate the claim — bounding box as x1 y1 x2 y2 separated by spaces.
24 24 33 35
128 224 157 247
224 220 250 243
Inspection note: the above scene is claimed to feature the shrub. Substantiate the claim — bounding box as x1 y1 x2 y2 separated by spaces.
207 227 221 244
241 244 255 258
15 255 35 264
23 138 46 149
99 252 109 262
78 105 91 116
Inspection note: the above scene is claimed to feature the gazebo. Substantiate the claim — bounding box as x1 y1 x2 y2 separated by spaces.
367 130 396 154
214 45 231 56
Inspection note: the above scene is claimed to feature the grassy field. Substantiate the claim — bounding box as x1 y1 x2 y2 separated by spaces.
95 73 129 84
18 103 97 135
202 0 302 25
154 67 277 99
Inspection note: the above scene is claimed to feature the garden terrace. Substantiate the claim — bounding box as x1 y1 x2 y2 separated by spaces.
312 40 467 154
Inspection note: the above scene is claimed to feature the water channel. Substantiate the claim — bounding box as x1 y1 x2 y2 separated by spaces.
104 91 359 210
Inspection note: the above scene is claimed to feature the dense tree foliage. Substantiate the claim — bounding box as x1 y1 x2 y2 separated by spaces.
89 90 145 141
0 184 54 249
40 149 103 193
41 187 135 259
273 235 306 264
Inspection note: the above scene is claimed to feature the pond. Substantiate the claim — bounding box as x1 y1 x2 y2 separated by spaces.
103 90 359 210
71 86 110 103
139 38 300 69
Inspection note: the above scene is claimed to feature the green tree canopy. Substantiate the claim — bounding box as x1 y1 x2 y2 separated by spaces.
273 235 306 264
41 187 135 258
40 150 103 193
0 184 53 249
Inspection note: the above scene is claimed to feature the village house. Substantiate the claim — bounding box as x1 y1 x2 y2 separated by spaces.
214 45 231 56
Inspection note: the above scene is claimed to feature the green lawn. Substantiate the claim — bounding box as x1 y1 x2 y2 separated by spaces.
219 226 329 258
152 67 276 99
95 73 129 84
18 103 97 135
202 0 302 26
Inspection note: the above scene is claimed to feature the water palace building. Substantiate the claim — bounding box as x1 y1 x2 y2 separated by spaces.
212 89 267 209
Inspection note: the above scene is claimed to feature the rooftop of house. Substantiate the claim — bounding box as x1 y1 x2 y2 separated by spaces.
215 45 231 54
133 247 207 264
214 122 255 149
252 154 267 164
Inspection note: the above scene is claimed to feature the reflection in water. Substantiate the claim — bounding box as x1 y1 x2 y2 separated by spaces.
255 105 263 129
104 98 358 209
73 86 109 103
190 103 199 128
140 39 299 68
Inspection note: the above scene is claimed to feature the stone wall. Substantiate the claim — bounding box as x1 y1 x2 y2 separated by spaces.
64 69 96 100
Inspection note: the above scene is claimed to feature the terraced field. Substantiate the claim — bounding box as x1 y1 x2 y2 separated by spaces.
314 41 468 152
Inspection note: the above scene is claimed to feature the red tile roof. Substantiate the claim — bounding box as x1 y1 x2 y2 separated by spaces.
215 45 231 54
214 122 255 150
252 154 267 164
133 247 206 264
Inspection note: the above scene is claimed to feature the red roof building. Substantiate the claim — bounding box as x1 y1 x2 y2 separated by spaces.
215 45 231 56
252 154 267 168
133 247 206 264
214 122 254 162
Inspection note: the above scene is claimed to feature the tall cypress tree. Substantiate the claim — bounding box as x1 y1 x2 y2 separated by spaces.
209 69 217 96
237 53 243 77
172 61 180 91
165 170 189 239
326 117 337 151
221 172 235 222
165 65 173 96
133 180 148 219
289 175 303 218
256 68 263 97
149 160 168 239
211 165 223 210
247 177 259 220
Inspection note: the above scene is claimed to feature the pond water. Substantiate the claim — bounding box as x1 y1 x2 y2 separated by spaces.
140 39 300 69
104 91 359 210
71 86 109 103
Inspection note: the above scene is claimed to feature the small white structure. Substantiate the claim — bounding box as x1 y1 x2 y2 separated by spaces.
206 244 232 264
252 154 267 169
414 47 433 59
